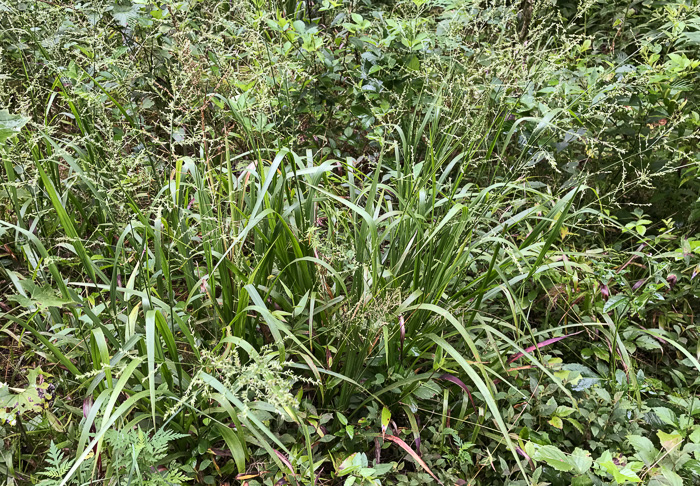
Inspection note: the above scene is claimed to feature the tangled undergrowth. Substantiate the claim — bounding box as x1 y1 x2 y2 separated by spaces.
1 0 700 485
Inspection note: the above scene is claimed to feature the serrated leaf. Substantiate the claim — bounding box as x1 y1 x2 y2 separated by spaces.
627 435 657 465
652 407 678 427
570 448 593 475
660 466 683 486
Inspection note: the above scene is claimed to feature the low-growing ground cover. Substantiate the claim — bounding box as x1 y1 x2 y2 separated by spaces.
1 0 700 484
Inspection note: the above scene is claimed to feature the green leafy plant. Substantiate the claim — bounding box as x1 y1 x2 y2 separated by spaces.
105 427 189 485
1 0 699 485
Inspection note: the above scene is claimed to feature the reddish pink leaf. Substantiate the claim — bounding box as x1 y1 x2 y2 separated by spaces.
438 374 476 410
82 396 93 418
516 446 534 470
383 435 443 485
508 331 583 363
273 450 294 474
414 414 422 453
